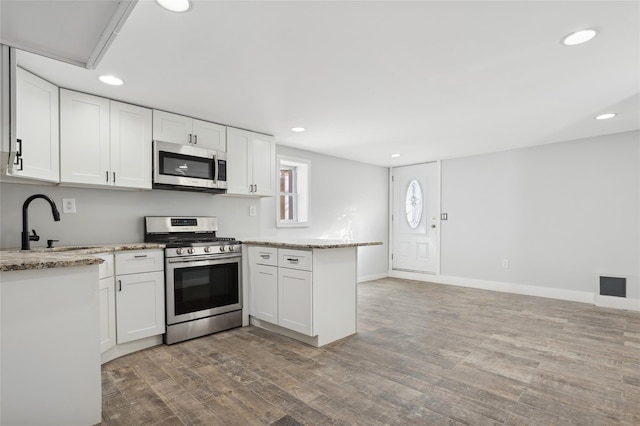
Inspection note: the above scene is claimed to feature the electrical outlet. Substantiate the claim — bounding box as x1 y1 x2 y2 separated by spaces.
62 198 76 214
502 259 509 269
249 205 257 217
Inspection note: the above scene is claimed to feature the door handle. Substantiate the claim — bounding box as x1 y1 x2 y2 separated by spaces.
118 280 122 291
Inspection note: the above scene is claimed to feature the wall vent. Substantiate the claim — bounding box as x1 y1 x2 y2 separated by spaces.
599 276 626 298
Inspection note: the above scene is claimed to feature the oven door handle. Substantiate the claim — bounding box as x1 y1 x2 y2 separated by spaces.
167 255 240 265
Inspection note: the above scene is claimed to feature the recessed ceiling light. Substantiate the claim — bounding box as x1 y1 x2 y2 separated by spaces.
98 75 124 86
562 29 598 46
595 113 617 120
390 153 401 158
290 127 306 132
156 0 190 12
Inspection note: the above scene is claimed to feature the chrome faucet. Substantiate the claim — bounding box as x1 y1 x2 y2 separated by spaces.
22 194 61 250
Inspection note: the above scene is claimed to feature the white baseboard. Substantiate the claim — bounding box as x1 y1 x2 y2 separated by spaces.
386 270 640 312
388 270 595 304
358 273 388 283
594 295 640 311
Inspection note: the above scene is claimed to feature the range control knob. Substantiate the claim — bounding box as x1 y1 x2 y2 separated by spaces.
228 245 236 252
176 248 184 255
187 247 195 254
204 246 212 253
219 245 226 252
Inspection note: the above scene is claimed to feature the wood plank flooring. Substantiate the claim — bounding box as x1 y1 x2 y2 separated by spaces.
101 278 640 425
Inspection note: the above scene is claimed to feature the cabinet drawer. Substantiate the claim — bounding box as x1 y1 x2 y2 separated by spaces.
115 250 164 275
279 249 312 271
97 254 114 279
250 246 278 266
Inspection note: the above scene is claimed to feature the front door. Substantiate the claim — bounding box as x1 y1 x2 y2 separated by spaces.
392 162 438 273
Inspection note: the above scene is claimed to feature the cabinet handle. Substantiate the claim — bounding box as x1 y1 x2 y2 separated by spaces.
16 157 23 171
194 134 198 144
188 133 192 144
260 254 270 259
134 254 148 258
118 280 122 291
286 258 299 263
14 139 22 162
106 171 109 182
113 172 116 183
254 184 257 193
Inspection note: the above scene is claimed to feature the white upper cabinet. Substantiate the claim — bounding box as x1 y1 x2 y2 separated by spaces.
60 89 152 189
60 89 110 185
110 101 152 189
14 67 59 182
226 127 275 196
192 119 226 151
152 110 226 151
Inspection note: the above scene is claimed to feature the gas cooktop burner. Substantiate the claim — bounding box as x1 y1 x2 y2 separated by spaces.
163 237 238 248
144 216 241 257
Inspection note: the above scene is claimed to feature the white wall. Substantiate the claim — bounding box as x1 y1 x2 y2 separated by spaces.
0 145 389 280
439 130 639 306
260 145 389 281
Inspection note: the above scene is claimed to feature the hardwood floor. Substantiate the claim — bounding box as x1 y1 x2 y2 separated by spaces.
101 278 640 425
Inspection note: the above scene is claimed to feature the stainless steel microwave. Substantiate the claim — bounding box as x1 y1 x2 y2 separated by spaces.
153 140 227 193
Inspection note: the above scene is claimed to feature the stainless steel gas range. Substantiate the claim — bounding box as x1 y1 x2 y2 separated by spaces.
144 216 242 345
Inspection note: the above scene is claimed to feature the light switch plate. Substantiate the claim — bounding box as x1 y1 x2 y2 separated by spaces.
62 198 76 214
249 205 257 217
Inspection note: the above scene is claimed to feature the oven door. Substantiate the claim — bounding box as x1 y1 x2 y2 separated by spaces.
153 140 217 190
165 254 241 325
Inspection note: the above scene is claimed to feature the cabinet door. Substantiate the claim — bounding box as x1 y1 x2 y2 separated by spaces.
14 67 59 182
60 89 110 185
192 119 226 151
278 267 313 336
110 101 152 189
99 276 116 353
115 271 165 344
152 110 192 145
226 127 251 195
250 264 278 323
250 133 276 196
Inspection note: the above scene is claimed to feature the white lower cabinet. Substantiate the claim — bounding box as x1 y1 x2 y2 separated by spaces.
248 245 356 346
250 263 278 323
98 254 116 353
278 267 313 335
115 250 165 344
249 246 314 336
100 250 165 353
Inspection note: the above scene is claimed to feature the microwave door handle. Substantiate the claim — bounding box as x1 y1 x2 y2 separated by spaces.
212 156 217 182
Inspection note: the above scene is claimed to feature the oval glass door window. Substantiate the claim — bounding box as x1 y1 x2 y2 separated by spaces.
405 179 423 229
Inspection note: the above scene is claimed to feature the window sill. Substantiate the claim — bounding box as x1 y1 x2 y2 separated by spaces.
276 221 311 228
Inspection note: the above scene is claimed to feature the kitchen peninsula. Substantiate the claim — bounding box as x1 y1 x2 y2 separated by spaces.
242 239 382 347
0 243 163 426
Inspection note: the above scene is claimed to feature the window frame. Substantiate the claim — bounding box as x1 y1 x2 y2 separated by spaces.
276 155 310 228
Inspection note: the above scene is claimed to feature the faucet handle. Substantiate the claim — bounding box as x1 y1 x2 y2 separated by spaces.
47 239 59 249
30 229 40 242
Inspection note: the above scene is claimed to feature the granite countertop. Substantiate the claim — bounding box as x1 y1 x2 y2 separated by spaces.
0 243 165 272
241 238 383 249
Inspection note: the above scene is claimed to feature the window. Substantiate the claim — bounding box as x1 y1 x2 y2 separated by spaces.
277 156 310 227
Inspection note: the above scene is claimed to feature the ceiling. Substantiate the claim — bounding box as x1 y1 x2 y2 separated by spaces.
3 1 639 167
